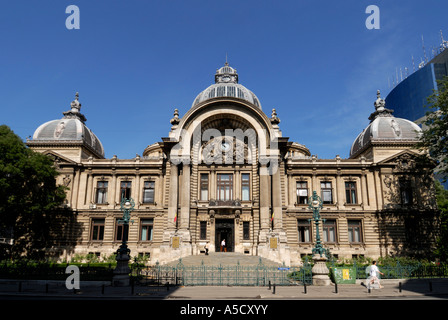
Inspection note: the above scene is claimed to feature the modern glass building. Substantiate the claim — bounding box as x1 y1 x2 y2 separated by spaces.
385 49 448 124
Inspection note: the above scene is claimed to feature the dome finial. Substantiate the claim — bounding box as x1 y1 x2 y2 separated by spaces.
70 92 81 112
215 61 238 84
368 89 394 122
374 89 385 110
63 91 86 122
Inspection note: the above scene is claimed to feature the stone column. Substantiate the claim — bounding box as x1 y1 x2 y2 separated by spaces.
259 162 270 231
180 162 190 231
361 171 369 208
272 161 282 231
111 173 117 208
167 162 179 230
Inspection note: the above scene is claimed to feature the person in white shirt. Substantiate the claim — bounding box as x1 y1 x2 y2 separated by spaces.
220 239 226 252
370 261 384 288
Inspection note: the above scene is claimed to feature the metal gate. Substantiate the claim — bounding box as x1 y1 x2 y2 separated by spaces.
132 259 312 287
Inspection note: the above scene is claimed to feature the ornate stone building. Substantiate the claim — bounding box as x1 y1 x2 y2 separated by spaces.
27 63 439 266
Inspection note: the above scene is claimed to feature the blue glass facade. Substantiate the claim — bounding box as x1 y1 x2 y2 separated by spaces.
385 49 448 122
385 50 448 188
385 63 438 121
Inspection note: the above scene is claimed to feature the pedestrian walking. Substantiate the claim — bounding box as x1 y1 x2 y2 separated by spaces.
369 261 384 288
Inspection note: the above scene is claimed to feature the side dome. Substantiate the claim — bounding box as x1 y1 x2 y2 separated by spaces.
350 91 422 158
31 93 105 158
191 62 262 109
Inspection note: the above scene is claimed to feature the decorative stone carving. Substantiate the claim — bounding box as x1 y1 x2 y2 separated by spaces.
270 108 280 125
202 136 248 164
394 153 416 172
170 108 180 126
62 175 71 187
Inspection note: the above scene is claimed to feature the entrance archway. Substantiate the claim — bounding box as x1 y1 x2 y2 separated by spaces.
215 219 234 252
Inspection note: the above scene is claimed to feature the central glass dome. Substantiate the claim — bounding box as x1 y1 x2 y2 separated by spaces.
191 62 262 109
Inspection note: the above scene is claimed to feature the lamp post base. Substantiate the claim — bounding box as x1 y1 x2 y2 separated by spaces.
113 251 131 287
312 254 331 286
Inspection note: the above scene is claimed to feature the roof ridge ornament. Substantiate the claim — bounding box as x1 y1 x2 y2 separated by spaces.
170 108 180 126
270 108 281 125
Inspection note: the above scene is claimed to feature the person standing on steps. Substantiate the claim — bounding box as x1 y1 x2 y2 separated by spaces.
221 239 226 252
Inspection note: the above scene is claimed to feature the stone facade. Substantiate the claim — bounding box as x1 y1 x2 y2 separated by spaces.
27 64 439 266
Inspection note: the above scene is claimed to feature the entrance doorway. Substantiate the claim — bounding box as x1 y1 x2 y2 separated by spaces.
215 219 234 252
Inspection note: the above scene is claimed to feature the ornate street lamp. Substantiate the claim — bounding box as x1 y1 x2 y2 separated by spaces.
113 197 135 286
308 191 330 258
308 191 331 286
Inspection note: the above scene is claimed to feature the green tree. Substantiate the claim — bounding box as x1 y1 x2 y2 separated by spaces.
419 76 448 182
434 180 448 261
0 125 67 260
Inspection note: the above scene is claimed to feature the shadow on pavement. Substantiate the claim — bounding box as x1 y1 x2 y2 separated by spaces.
0 279 182 300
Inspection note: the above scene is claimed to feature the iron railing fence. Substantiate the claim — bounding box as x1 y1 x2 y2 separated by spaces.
131 259 313 287
1 259 447 285
328 260 448 280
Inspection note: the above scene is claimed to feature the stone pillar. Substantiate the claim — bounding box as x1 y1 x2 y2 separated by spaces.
259 162 270 231
111 173 117 207
167 162 178 230
361 171 369 208
180 162 191 233
272 161 282 231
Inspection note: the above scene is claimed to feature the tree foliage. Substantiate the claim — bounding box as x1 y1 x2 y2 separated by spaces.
0 125 67 259
434 180 448 261
419 76 448 181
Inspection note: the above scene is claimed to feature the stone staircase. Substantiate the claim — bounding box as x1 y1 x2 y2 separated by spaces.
164 252 282 267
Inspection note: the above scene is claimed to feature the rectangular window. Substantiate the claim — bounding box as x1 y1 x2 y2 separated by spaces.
200 221 207 240
115 219 129 242
120 181 132 200
323 219 337 243
321 181 333 204
96 181 108 204
241 173 250 201
200 174 209 201
143 181 155 203
140 219 154 241
91 218 105 241
348 220 362 243
217 174 233 201
298 219 311 243
400 179 413 205
243 221 250 240
345 182 357 204
296 181 308 204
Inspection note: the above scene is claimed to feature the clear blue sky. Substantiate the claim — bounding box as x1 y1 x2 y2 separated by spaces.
1 0 447 159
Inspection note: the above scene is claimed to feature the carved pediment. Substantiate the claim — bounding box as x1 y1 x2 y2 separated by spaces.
42 150 78 167
378 150 421 172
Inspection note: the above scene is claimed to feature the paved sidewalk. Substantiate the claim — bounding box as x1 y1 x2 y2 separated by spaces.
1 278 448 300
